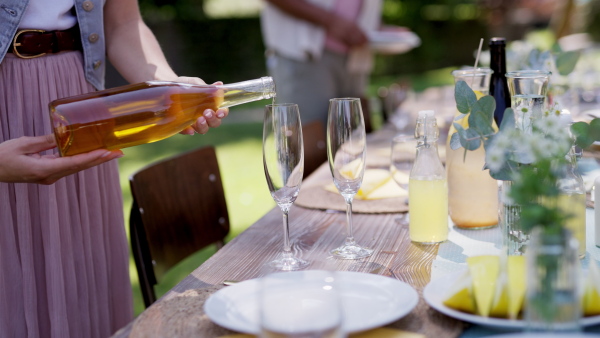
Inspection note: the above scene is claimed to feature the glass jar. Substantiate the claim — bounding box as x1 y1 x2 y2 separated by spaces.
525 226 581 333
446 68 499 229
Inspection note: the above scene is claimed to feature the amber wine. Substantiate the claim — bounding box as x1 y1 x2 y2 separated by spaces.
50 77 275 156
409 177 449 243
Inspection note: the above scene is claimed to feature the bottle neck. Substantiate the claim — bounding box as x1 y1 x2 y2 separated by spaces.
218 77 276 108
489 45 507 74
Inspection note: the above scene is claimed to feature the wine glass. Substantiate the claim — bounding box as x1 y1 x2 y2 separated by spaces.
390 134 417 225
263 103 309 271
327 98 373 259
390 134 417 191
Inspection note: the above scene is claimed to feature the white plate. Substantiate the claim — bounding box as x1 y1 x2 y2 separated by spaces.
424 271 600 329
204 270 419 334
367 31 421 54
483 334 600 338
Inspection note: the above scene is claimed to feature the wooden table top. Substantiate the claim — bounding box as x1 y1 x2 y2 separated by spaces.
112 119 467 337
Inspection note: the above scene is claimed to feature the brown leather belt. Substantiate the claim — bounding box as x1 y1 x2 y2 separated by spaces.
7 25 82 59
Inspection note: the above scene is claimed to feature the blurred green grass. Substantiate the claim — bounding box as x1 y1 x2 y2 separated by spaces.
121 70 451 315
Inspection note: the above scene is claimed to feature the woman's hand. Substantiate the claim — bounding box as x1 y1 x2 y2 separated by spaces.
175 76 229 135
0 135 123 185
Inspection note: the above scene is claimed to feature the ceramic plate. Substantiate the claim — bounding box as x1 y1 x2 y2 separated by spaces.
368 31 421 54
204 270 419 334
424 271 600 329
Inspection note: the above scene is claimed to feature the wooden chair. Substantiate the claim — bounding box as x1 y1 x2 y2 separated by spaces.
129 146 230 308
302 120 328 178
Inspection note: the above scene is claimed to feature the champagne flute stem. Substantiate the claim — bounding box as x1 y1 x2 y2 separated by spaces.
281 208 292 255
344 197 356 246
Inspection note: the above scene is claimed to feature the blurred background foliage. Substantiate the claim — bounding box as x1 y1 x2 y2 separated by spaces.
110 0 600 314
109 0 600 87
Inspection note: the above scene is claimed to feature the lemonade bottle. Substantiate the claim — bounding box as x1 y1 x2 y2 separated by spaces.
409 110 448 243
446 68 499 229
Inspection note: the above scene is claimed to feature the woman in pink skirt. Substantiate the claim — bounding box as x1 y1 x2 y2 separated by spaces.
0 0 227 336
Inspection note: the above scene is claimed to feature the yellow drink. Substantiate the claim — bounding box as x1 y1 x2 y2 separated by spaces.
541 193 586 258
558 193 586 258
408 177 449 243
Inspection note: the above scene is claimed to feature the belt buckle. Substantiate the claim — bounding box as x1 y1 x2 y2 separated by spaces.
12 29 47 59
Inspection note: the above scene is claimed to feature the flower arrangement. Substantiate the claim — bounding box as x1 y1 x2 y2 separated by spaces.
449 79 599 234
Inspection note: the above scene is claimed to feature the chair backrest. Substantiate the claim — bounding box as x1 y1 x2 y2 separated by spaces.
129 146 229 307
302 120 327 178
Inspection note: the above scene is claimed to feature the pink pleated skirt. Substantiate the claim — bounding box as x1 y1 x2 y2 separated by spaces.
0 52 133 337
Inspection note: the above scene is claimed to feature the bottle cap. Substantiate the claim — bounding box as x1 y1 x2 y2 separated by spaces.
418 110 435 118
489 37 506 45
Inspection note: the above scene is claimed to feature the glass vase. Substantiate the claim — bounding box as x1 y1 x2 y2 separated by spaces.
525 226 581 333
499 180 527 255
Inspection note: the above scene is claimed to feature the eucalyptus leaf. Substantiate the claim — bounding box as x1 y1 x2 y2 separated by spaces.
454 80 477 114
454 114 467 122
489 164 514 181
454 123 481 150
468 96 496 136
550 42 563 54
499 108 515 131
556 51 580 76
571 121 593 149
589 118 600 142
449 132 462 150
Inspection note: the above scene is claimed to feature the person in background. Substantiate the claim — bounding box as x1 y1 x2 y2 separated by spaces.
260 0 382 129
0 0 227 336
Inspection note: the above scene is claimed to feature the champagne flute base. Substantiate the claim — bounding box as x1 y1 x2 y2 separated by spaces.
330 243 373 260
268 255 309 271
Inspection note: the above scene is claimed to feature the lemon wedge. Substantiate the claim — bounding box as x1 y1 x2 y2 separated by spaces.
506 255 526 319
339 158 364 180
583 260 600 316
467 255 500 317
443 269 476 314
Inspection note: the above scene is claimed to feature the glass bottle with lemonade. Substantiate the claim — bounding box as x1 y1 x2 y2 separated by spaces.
409 110 448 243
446 68 499 229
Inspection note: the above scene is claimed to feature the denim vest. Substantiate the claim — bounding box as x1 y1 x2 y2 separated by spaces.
0 0 106 89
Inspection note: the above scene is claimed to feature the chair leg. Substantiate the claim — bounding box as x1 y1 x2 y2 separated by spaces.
130 205 157 308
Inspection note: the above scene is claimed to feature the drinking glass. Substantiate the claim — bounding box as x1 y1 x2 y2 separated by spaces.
259 271 344 338
390 134 417 225
525 227 581 333
390 134 417 191
327 98 373 259
263 103 309 270
506 70 551 133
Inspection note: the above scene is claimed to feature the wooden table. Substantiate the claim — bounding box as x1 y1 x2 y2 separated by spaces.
112 118 467 337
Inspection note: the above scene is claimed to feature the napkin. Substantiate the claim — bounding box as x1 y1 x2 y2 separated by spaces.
218 328 425 338
325 169 407 200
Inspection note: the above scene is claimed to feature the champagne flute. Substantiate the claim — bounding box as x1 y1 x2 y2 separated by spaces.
390 134 417 191
327 98 373 259
263 103 309 271
390 134 417 225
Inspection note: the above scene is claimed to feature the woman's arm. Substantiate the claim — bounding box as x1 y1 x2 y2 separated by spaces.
103 0 228 134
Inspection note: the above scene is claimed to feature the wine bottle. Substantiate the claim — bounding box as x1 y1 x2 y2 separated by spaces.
49 77 276 156
489 37 510 126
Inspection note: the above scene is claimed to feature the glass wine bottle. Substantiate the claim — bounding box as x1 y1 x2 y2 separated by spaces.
49 77 276 156
489 37 511 126
409 110 448 244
